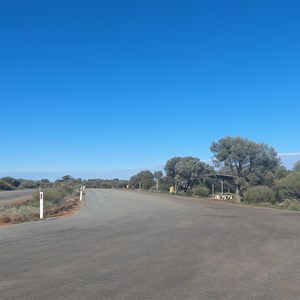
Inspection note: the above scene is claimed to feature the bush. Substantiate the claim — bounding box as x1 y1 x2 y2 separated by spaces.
243 186 275 203
192 186 210 197
0 206 39 224
0 179 15 190
279 199 300 211
0 185 78 224
276 172 300 200
0 202 10 213
176 190 193 197
32 188 70 205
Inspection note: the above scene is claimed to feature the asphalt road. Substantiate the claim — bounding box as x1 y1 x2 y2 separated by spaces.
0 189 34 202
1 189 300 300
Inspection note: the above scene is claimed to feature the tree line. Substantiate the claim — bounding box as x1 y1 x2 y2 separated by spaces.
129 136 300 204
1 136 300 206
0 175 129 191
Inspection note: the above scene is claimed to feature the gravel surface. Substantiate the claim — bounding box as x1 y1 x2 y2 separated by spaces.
0 190 34 202
0 189 300 300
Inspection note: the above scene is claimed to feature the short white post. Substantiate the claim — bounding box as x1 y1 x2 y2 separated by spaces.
40 192 44 219
80 186 83 201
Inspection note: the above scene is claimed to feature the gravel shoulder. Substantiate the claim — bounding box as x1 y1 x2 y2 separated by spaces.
0 189 34 202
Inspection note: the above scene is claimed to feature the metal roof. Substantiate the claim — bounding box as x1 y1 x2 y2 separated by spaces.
205 174 236 181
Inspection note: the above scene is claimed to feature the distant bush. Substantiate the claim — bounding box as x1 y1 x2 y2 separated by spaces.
176 189 193 197
243 186 275 203
0 179 15 190
192 186 210 197
1 177 20 188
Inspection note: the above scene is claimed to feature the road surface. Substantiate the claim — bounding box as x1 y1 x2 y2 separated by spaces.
0 189 34 202
0 189 300 299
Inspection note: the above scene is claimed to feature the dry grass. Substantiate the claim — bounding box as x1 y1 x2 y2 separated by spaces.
0 186 80 224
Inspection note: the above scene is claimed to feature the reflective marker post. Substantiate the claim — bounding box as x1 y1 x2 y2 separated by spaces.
80 186 83 201
40 192 44 219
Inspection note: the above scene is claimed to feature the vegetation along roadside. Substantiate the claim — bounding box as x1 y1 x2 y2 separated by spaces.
0 181 82 225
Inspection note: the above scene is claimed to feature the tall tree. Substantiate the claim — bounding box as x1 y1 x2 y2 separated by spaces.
1 177 20 188
165 156 212 192
129 170 155 189
174 157 212 191
153 171 163 191
293 160 300 172
210 137 281 192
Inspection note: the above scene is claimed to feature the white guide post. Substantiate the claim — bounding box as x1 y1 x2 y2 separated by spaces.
80 186 83 201
40 192 44 219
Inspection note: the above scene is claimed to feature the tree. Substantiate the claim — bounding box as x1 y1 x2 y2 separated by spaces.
0 179 15 190
129 170 155 190
165 157 182 180
276 171 300 200
293 160 300 172
164 156 212 192
174 157 212 191
210 137 281 192
153 171 163 191
1 177 20 188
61 175 75 182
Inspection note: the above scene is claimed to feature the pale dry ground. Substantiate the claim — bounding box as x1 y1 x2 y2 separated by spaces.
0 189 300 300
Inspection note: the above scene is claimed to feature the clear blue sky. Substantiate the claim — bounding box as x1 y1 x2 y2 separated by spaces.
1 0 300 180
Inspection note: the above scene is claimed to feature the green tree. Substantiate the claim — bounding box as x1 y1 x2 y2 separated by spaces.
61 175 75 182
276 171 300 200
1 177 20 188
153 171 163 191
210 137 281 192
165 156 212 192
165 157 182 178
0 179 15 190
174 157 212 191
293 160 300 172
129 170 155 190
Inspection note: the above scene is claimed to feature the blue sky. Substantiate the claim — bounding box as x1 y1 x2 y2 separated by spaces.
1 0 300 180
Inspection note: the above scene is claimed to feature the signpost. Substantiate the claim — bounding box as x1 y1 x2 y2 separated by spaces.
40 192 44 219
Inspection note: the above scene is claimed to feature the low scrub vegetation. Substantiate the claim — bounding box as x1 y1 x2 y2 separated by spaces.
0 184 80 224
243 186 276 204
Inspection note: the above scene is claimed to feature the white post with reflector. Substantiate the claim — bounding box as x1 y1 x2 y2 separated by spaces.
80 186 83 201
40 192 44 219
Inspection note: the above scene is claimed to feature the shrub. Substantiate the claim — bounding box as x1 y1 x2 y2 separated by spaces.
0 214 11 223
32 188 70 205
279 199 300 211
276 172 300 200
0 206 39 224
0 185 77 224
0 202 10 213
243 186 275 203
176 189 193 197
192 186 210 197
0 179 15 190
